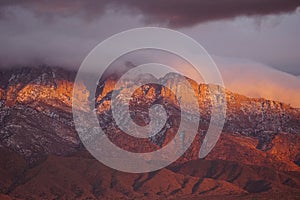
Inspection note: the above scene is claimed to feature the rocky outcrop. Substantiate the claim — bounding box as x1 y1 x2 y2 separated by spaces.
96 72 300 156
0 67 299 166
0 66 300 199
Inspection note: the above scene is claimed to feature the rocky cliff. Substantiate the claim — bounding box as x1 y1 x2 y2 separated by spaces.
0 66 300 199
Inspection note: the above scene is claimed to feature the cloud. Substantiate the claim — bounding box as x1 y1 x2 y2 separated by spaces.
0 5 142 70
213 57 300 108
0 1 109 20
0 0 299 27
102 51 300 108
116 0 300 27
0 1 299 71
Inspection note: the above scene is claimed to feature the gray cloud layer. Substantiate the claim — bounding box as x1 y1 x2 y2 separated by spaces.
0 0 299 70
1 0 300 27
114 0 300 27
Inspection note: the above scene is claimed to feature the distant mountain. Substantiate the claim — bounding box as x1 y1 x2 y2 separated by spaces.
0 66 300 199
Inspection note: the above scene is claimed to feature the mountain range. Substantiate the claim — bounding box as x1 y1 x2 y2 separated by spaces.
0 66 300 199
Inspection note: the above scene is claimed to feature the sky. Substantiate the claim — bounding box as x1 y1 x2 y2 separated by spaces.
0 1 299 107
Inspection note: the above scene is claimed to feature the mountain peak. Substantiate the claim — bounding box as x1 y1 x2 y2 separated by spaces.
0 66 299 163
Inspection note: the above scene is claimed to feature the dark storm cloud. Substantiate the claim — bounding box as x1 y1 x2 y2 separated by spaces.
0 0 300 27
114 0 300 27
0 0 109 20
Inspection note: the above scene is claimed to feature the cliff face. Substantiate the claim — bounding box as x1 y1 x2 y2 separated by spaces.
0 67 299 165
0 66 300 199
0 67 80 163
97 71 300 135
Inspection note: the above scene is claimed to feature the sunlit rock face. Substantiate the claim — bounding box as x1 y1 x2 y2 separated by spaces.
93 70 300 171
0 66 299 168
0 88 4 108
96 71 300 136
0 88 4 100
0 66 300 199
0 67 80 163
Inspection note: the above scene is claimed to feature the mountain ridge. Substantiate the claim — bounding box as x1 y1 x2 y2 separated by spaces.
0 66 299 160
0 66 300 199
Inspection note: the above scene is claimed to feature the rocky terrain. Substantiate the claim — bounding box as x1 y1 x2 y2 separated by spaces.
0 66 300 199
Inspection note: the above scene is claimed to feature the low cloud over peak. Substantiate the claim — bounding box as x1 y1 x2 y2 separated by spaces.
0 1 299 107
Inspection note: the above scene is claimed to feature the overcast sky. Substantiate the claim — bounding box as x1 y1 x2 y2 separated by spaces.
0 1 299 106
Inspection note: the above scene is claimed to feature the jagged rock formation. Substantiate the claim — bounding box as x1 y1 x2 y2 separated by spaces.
0 66 300 199
0 66 299 163
96 71 300 156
